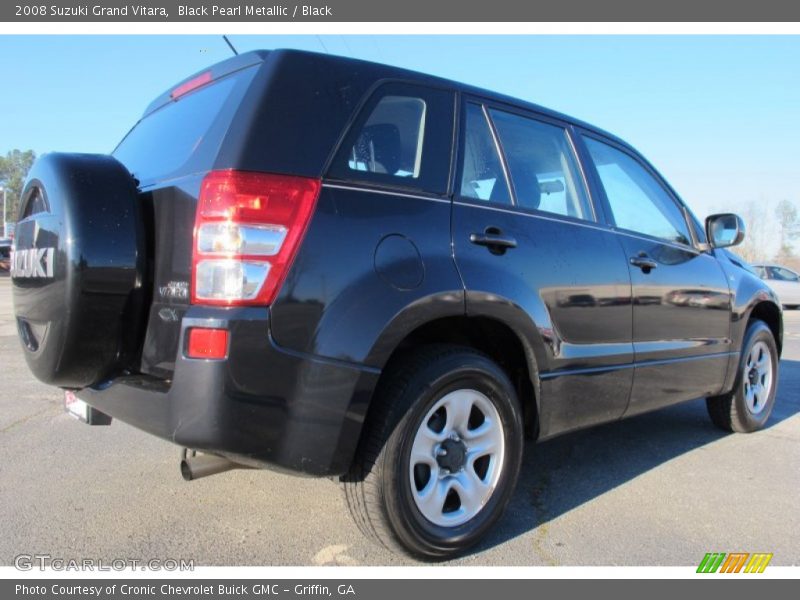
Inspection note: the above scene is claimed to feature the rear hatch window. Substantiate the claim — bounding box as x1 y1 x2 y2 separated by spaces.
114 66 258 186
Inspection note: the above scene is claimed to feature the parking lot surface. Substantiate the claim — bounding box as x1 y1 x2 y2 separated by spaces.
0 275 798 566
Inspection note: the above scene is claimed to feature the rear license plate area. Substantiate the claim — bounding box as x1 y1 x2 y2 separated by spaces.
64 391 112 425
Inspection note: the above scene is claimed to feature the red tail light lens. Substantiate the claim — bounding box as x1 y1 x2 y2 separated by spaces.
191 171 320 306
186 328 229 359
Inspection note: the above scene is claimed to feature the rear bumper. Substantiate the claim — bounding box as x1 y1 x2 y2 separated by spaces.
78 306 380 476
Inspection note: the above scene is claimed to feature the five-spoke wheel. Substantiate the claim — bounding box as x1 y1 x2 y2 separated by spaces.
742 340 773 415
409 389 505 527
342 346 524 559
707 319 779 433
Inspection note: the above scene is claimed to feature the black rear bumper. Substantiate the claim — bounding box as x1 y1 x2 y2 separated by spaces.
78 306 380 476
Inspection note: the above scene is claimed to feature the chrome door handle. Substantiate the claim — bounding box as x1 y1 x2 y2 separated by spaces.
630 254 658 272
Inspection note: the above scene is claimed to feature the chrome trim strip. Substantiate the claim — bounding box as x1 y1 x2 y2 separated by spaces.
322 183 452 204
453 199 704 254
452 200 610 234
324 183 702 254
610 227 703 256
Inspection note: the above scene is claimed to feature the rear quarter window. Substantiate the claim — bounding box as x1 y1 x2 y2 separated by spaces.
327 83 454 195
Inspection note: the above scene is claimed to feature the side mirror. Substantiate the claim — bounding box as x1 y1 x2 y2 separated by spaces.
706 213 746 248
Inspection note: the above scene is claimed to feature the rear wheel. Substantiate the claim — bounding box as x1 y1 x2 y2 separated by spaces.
706 319 778 433
342 345 524 559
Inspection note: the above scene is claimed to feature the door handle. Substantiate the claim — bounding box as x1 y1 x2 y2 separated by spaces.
469 227 517 254
630 254 658 272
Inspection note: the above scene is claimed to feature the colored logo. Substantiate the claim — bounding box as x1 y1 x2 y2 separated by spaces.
697 552 773 573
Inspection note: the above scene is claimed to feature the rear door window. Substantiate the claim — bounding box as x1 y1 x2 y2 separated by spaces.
488 109 593 220
328 83 454 195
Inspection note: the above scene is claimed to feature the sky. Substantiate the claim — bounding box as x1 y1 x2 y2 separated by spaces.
0 35 798 246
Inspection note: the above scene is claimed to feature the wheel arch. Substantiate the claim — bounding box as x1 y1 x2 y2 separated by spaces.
364 314 542 441
747 300 783 355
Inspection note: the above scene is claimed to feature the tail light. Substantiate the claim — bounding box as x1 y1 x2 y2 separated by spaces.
191 170 320 306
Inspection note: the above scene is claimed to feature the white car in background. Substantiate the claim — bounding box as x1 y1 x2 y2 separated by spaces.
752 263 800 309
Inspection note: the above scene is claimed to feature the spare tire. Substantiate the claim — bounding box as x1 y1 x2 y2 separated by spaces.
12 153 147 389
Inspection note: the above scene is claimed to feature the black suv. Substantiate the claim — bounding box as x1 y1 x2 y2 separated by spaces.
11 50 783 559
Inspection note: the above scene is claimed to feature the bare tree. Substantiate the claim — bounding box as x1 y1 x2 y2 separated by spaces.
775 199 800 261
736 200 771 263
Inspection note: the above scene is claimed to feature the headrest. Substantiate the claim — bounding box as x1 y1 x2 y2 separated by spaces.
511 165 541 209
355 123 402 175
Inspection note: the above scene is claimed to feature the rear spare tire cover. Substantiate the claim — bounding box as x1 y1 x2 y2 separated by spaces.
11 153 146 388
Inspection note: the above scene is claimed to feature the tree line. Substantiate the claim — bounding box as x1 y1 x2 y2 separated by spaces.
736 199 800 268
0 149 36 230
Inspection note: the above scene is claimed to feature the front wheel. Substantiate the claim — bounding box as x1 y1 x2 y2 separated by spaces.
706 319 779 433
342 346 524 559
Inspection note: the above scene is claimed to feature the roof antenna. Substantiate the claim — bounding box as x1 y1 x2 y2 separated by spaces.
223 35 239 56
315 35 330 54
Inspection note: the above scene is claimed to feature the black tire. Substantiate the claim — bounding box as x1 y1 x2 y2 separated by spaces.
706 320 779 433
342 345 524 560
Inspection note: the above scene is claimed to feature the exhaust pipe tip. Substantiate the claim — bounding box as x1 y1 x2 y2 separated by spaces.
180 450 240 481
179 459 194 481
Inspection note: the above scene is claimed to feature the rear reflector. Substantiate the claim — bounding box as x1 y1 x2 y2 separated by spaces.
186 328 229 359
171 71 213 99
191 171 321 306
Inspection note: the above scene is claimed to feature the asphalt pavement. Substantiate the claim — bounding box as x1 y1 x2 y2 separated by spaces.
0 275 798 566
